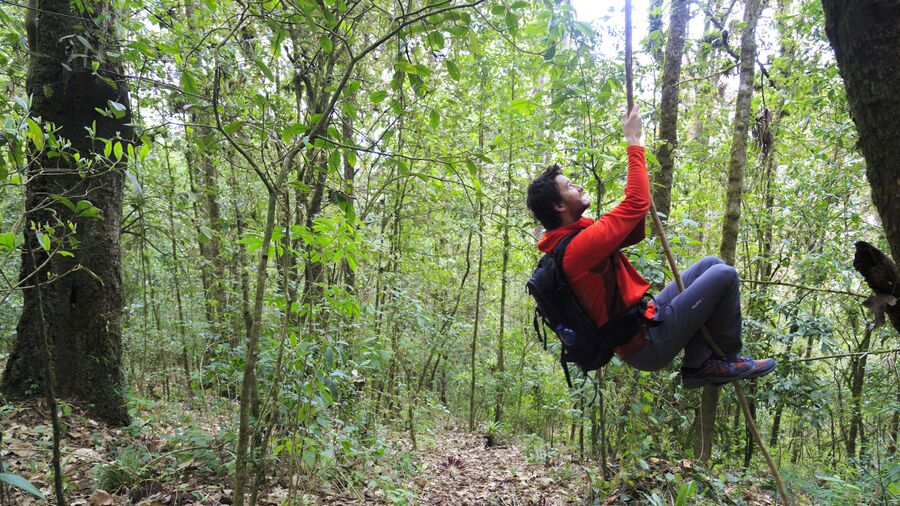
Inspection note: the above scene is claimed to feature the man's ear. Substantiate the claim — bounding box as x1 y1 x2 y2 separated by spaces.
553 201 566 213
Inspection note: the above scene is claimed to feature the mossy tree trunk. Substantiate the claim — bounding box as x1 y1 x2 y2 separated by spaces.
822 0 900 265
1 0 132 425
652 0 689 218
720 0 764 265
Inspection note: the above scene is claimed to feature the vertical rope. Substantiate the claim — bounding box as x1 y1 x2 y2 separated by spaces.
624 0 634 111
621 2 790 503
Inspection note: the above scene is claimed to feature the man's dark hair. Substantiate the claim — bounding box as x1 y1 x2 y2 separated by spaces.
527 163 564 230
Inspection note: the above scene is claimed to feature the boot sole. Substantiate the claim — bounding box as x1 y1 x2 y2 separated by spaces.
682 362 777 388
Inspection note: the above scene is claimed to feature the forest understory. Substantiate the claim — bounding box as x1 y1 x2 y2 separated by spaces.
1 0 899 504
1 397 786 505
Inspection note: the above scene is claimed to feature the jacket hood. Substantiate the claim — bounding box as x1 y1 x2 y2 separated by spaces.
536 216 594 253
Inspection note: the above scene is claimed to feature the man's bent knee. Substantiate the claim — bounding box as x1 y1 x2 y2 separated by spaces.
707 263 739 287
698 256 725 268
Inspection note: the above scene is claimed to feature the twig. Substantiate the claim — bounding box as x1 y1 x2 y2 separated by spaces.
677 63 738 86
792 348 900 363
740 279 865 299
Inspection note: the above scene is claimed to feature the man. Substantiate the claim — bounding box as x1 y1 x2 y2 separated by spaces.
526 105 775 387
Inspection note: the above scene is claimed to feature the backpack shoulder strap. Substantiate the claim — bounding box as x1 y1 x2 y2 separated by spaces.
551 231 580 267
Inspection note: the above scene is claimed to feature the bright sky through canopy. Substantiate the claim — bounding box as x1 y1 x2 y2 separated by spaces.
571 0 651 34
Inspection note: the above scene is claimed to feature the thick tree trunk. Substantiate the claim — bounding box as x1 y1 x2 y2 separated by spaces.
652 0 689 218
1 0 131 425
822 0 900 264
719 0 764 265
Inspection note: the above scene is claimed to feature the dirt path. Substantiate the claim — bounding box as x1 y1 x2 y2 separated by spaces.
412 430 584 505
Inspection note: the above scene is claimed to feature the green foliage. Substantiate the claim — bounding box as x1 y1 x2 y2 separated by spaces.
0 472 45 499
94 443 153 492
0 0 897 501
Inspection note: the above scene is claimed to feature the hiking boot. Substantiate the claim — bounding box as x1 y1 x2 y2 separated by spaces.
681 356 754 388
733 355 777 381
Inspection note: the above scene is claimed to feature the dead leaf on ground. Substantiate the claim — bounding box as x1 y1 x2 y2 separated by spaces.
89 489 116 506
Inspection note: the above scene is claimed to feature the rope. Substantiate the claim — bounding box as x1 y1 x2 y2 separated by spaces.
621 2 790 503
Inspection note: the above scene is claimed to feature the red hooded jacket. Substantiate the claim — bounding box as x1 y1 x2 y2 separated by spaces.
536 146 654 356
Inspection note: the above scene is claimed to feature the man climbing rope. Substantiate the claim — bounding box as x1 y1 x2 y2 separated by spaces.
526 104 776 388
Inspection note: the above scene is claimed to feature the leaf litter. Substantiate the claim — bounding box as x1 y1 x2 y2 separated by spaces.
2 400 777 505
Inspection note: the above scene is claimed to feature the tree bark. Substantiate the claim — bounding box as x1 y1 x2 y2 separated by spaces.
2 0 131 425
652 0 689 218
847 324 872 458
468 224 483 432
822 0 900 264
719 0 764 266
693 383 721 462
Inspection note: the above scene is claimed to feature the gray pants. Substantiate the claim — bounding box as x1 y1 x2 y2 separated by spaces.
623 256 743 371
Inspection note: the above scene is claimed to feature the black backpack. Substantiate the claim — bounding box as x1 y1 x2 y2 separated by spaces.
526 232 658 386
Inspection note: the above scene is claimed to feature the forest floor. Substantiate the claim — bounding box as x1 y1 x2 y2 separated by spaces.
0 399 777 505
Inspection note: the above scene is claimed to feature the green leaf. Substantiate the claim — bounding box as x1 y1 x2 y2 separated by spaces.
0 473 45 499
181 71 198 94
445 60 461 81
107 100 127 119
0 232 16 251
224 121 243 134
369 90 388 103
253 57 275 81
138 142 150 161
327 150 341 172
395 61 418 74
408 74 425 96
80 207 101 218
103 139 112 158
674 480 695 506
466 160 478 176
427 31 445 50
505 11 517 30
319 36 333 53
429 109 439 128
113 141 123 161
26 118 43 150
51 194 76 211
543 44 556 61
510 98 535 114
36 231 50 251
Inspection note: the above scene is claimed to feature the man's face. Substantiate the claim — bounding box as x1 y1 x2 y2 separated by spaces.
554 174 589 219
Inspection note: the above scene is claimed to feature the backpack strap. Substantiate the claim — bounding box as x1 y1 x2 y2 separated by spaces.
533 308 548 350
551 232 580 265
560 351 573 389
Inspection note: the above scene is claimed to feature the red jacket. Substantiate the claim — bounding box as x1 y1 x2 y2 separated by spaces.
536 146 653 356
